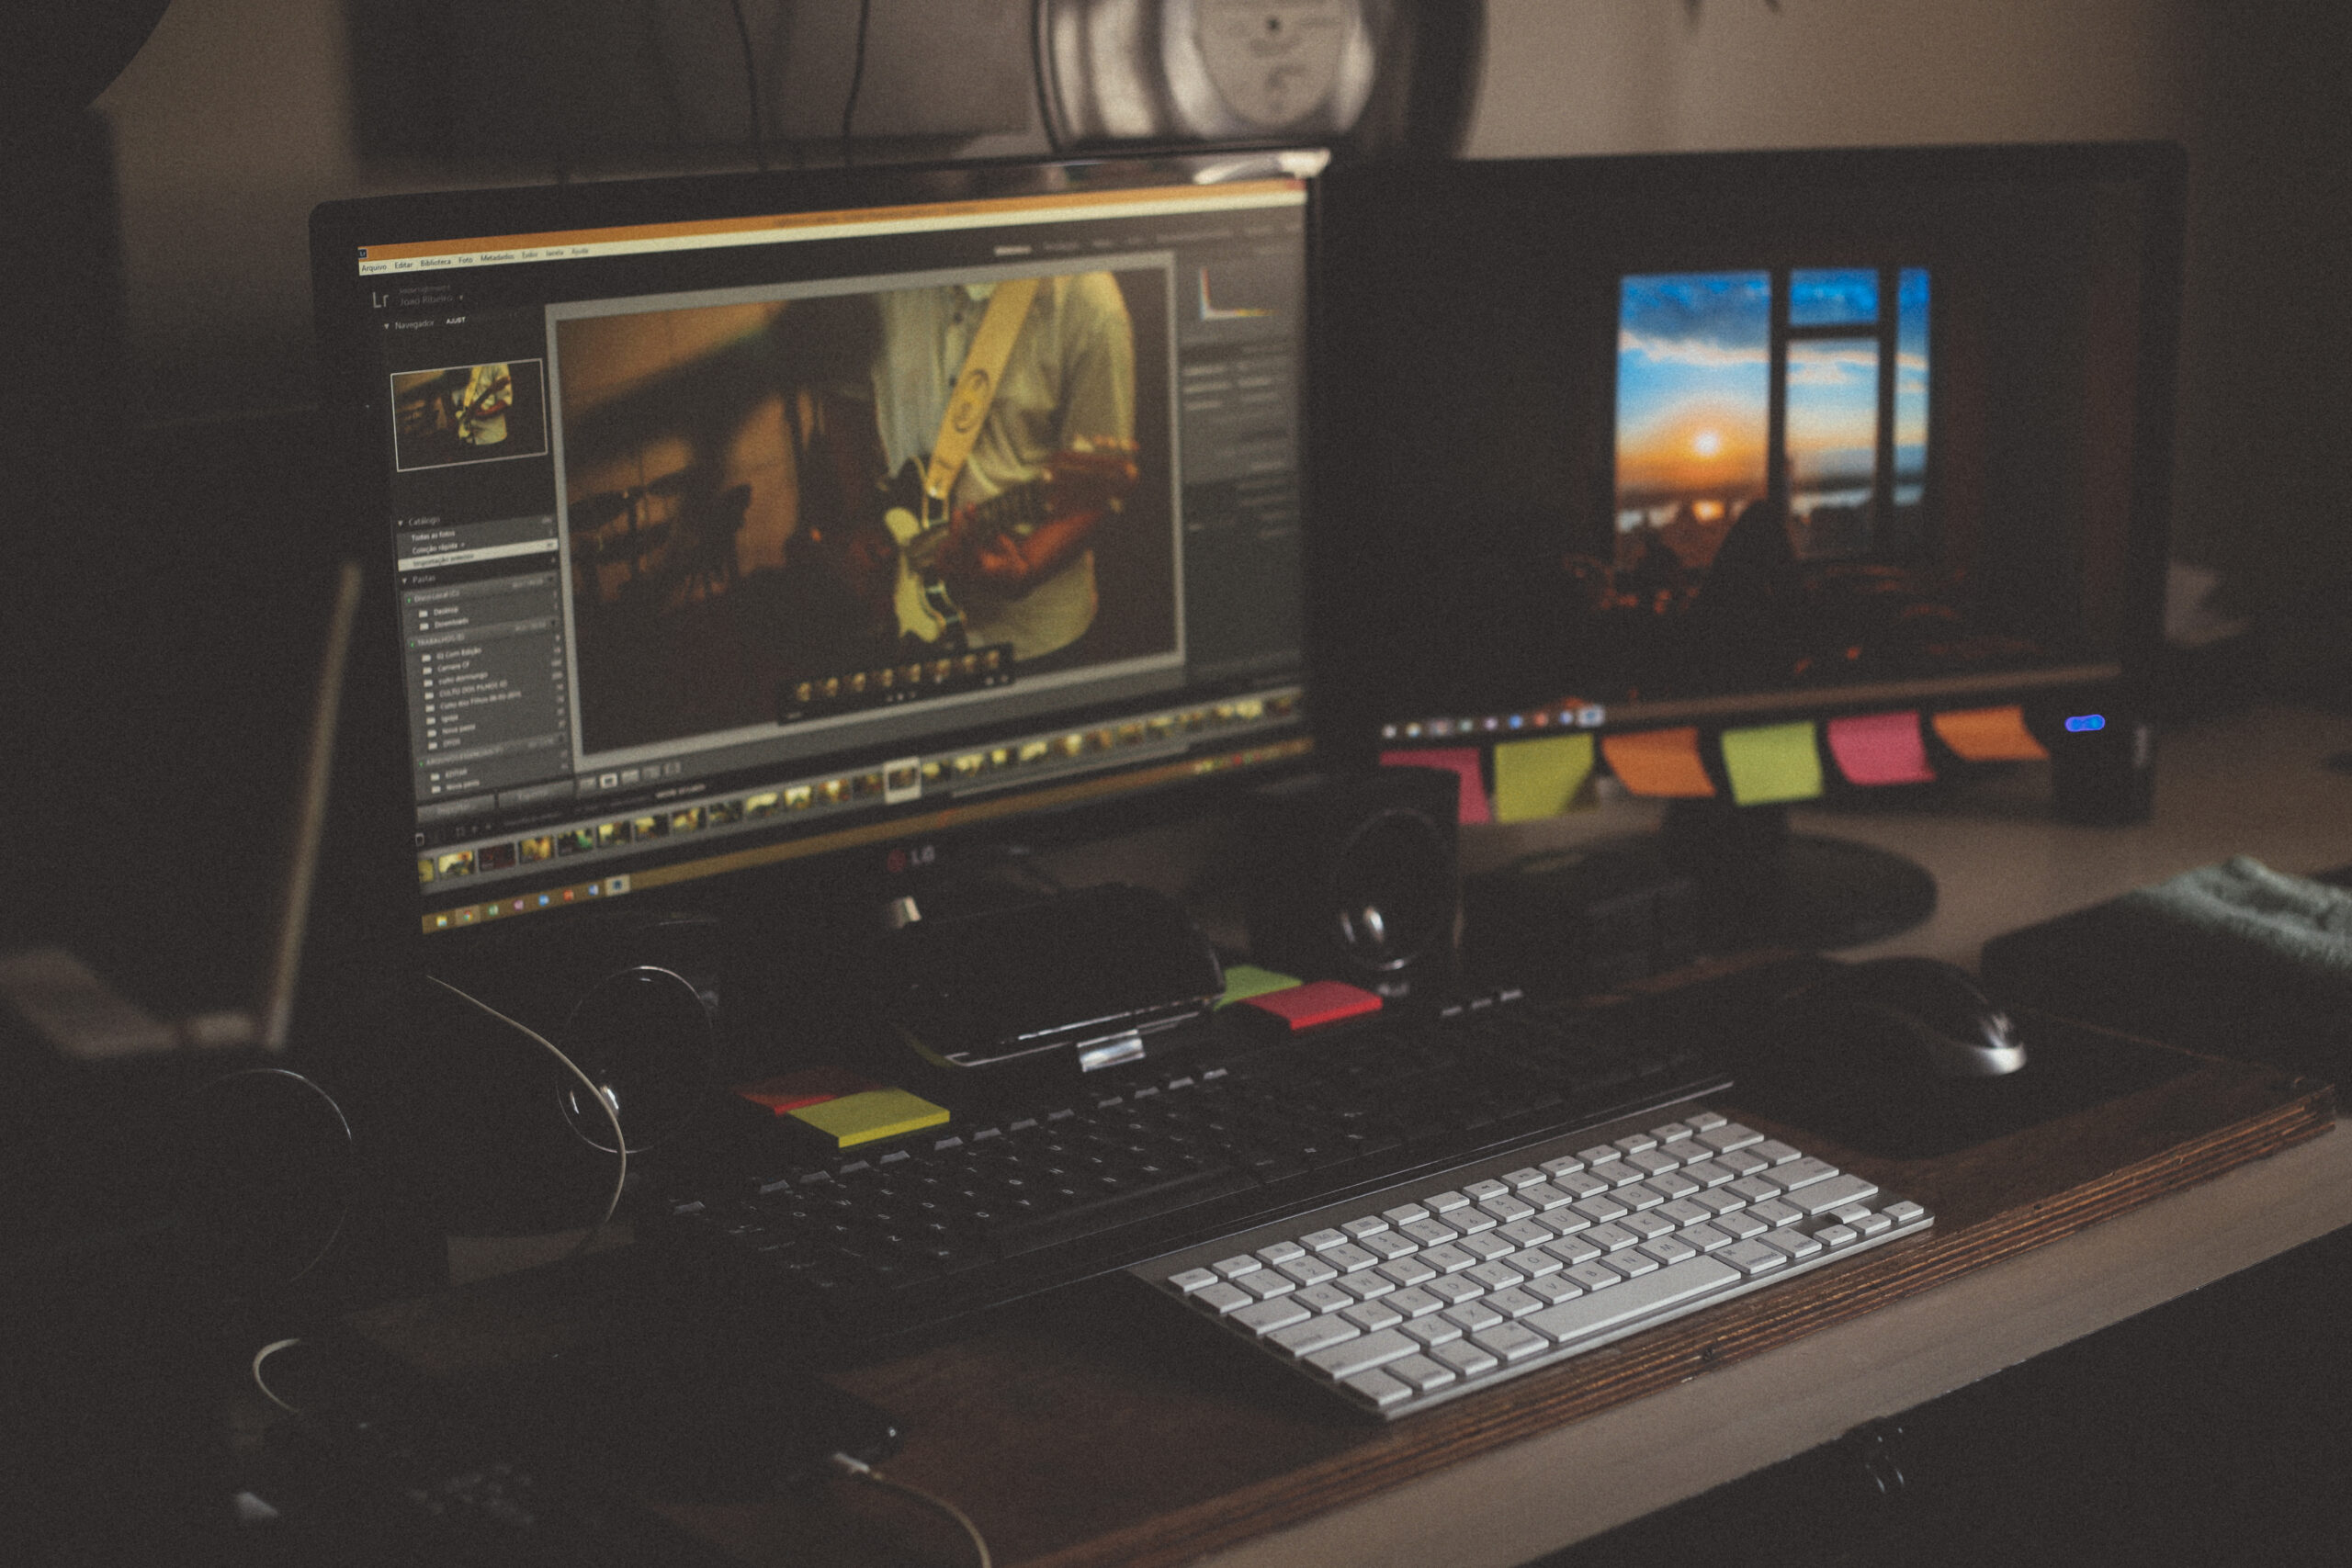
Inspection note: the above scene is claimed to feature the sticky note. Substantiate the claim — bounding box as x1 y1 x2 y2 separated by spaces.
1826 711 1936 785
1720 722 1825 805
1932 705 2048 761
789 1088 951 1147
1381 749 1492 824
1241 979 1383 1031
1600 728 1715 797
1217 964 1302 1007
1493 734 1597 822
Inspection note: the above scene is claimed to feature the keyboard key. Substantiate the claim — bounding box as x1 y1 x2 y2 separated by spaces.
1620 1211 1675 1243
1679 1159 1735 1188
1472 1322 1549 1362
1459 1233 1515 1263
1385 1286 1444 1318
1430 1340 1498 1378
1400 1218 1460 1247
1588 1159 1645 1189
1383 1202 1431 1227
1305 1328 1419 1381
1486 1286 1545 1319
1650 1121 1695 1144
1238 1271 1295 1300
1726 1177 1781 1204
1336 1269 1394 1300
1882 1199 1928 1225
1791 1173 1883 1216
1543 1235 1603 1267
1625 1148 1681 1177
1611 1247 1660 1277
1570 1195 1630 1225
1519 1180 1576 1211
1299 1227 1350 1252
1714 1211 1769 1241
1813 1224 1860 1250
1193 1282 1252 1314
1212 1255 1261 1279
1645 1170 1702 1201
1399 1316 1462 1348
1505 1247 1563 1278
1442 1301 1505 1334
1363 1230 1420 1261
1637 1235 1700 1267
1758 1227 1823 1260
1257 1241 1306 1266
1464 1260 1526 1292
1524 1274 1585 1305
1322 1243 1377 1273
1495 1220 1554 1249
1719 1149 1770 1178
1479 1194 1537 1224
1451 1208 1499 1236
1747 1198 1805 1229
1562 1260 1623 1292
1685 1110 1727 1132
1697 1123 1762 1155
1657 1199 1713 1229
1344 1369 1412 1408
1538 1155 1588 1179
1274 1257 1340 1287
1168 1267 1219 1294
1498 1168 1548 1190
1524 1257 1737 1346
1419 1244 1477 1274
1611 1134 1658 1156
1462 1179 1513 1202
1270 1315 1362 1356
1533 1209 1591 1238
1772 1157 1839 1191
1293 1282 1356 1313
1342 1216 1391 1240
1342 1299 1405 1332
1849 1209 1895 1237
1752 1140 1801 1167
1585 1223 1640 1252
1553 1170 1612 1201
1679 1222 1735 1252
1376 1257 1438 1288
1425 1274 1486 1307
1575 1145 1620 1166
1387 1354 1458 1394
1233 1298 1313 1336
1422 1190 1472 1213
1617 1181 1668 1213
1716 1239 1789 1277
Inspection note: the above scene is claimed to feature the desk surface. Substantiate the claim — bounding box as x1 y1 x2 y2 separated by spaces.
426 704 2352 1566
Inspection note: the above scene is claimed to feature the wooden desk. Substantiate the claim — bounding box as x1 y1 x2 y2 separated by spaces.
407 704 2352 1566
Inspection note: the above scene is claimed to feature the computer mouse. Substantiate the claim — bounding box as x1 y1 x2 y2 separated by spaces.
1767 957 2028 1080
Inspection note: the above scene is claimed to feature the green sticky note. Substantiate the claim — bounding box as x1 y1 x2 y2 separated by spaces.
1217 964 1302 1007
1721 722 1825 805
789 1088 950 1147
1493 734 1597 823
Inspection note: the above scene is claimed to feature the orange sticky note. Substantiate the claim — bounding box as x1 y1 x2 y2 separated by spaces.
1600 728 1716 797
1932 705 2048 761
1381 749 1492 824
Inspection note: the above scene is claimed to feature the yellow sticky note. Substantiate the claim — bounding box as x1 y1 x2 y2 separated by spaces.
1721 722 1826 805
1601 728 1716 798
789 1088 950 1147
1932 705 2048 761
1218 964 1302 1008
1493 734 1597 822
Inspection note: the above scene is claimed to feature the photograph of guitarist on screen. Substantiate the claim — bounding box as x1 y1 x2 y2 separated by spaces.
553 267 1170 758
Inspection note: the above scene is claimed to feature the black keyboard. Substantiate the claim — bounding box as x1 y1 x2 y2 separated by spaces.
639 972 1810 1346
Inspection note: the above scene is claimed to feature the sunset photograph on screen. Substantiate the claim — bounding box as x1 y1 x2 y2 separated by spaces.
1615 271 1770 570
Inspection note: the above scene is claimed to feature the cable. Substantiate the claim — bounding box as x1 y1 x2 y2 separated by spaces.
252 1337 306 1415
829 1452 992 1568
839 0 873 164
1031 0 1064 154
727 0 769 170
424 975 628 1258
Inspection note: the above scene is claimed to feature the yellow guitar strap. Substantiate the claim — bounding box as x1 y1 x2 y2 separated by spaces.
921 276 1041 513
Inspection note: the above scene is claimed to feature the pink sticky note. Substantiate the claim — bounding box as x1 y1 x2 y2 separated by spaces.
1380 749 1491 824
1826 711 1936 785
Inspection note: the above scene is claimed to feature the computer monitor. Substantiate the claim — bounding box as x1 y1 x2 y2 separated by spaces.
308 151 1320 983
1311 142 2183 949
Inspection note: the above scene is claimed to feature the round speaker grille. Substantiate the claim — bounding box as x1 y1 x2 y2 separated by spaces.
557 965 715 1155
1329 807 1453 975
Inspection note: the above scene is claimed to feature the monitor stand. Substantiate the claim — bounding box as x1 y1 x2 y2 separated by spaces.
1653 797 1937 953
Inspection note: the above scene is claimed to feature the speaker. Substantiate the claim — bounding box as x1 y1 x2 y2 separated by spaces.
1240 767 1460 998
2051 714 2158 826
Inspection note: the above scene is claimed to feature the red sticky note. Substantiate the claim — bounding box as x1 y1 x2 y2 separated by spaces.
1241 979 1384 1031
1826 711 1936 785
1600 728 1716 798
1932 705 2049 762
1381 749 1491 824
735 1065 878 1115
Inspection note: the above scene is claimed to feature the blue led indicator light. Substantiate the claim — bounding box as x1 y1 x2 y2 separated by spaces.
2064 714 2106 733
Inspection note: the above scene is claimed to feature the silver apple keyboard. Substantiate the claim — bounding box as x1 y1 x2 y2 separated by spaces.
1132 1103 1931 1418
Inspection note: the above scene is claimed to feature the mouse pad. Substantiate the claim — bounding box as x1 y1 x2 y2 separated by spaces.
1730 1010 2199 1161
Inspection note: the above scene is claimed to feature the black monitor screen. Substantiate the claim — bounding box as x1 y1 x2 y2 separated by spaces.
311 152 1320 936
1312 143 2180 756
